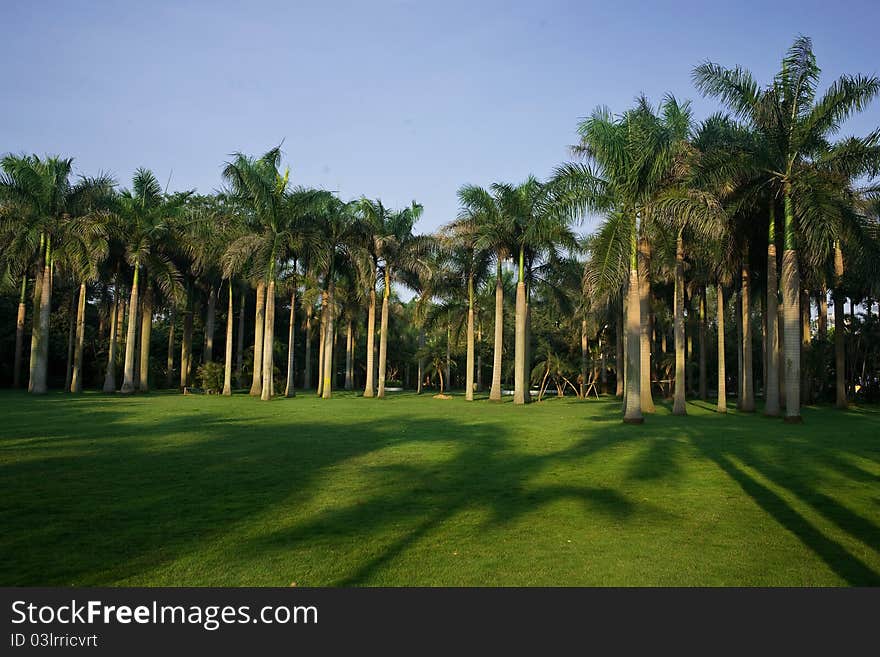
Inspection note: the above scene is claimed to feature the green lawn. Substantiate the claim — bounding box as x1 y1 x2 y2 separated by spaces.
1 389 878 586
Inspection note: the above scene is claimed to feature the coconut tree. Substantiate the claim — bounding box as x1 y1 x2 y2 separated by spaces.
694 35 880 422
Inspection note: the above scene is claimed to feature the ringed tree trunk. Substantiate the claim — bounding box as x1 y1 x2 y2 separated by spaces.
223 280 234 396
364 267 377 398
765 213 781 416
833 242 847 409
14 276 27 388
321 282 335 399
260 276 276 401
103 281 119 393
623 238 643 424
28 238 44 393
716 283 727 413
637 237 654 413
204 285 216 362
285 286 296 398
250 280 266 396
781 191 802 423
489 255 504 401
71 282 87 392
317 310 325 396
740 252 755 412
32 235 53 394
64 293 76 392
166 309 175 388
672 232 687 416
513 247 527 405
139 285 153 392
465 272 475 401
378 266 391 398
236 291 245 388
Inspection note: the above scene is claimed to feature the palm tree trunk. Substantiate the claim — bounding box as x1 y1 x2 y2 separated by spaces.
514 247 527 405
236 291 245 388
489 257 504 401
616 308 624 397
378 268 391 398
103 282 119 393
166 309 175 388
223 281 234 396
736 288 743 409
28 241 44 393
204 285 216 362
345 319 354 390
525 295 532 402
699 286 707 401
466 272 475 401
581 319 588 399
139 285 153 392
285 288 296 398
64 293 76 392
417 327 426 394
800 289 812 405
717 283 727 413
121 265 140 394
741 255 754 412
624 254 643 424
32 235 53 394
71 282 87 393
180 303 193 389
317 312 325 396
321 283 335 399
304 306 313 389
364 271 377 397
833 242 847 409
13 276 27 389
673 233 686 415
261 278 276 401
638 237 654 413
250 280 266 396
445 321 451 391
477 322 483 391
781 192 802 422
766 218 780 416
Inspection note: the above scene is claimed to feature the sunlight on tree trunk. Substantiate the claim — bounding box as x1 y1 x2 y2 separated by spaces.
344 320 353 390
180 303 193 389
261 279 276 401
638 237 654 413
740 255 754 412
103 283 119 393
378 269 390 399
284 288 296 398
250 280 265 396
624 264 643 424
121 264 140 394
322 283 335 399
71 282 87 393
224 282 234 396
514 281 527 405
32 236 52 395
236 291 245 388
466 273 475 401
364 285 376 397
673 233 686 416
139 285 153 392
489 259 504 401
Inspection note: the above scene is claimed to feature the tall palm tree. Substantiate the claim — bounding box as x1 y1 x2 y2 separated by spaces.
114 169 188 394
0 154 113 393
694 35 880 422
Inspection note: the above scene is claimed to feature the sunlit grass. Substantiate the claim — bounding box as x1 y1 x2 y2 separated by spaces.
1 389 877 586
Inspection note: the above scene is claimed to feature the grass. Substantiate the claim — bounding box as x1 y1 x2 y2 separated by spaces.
1 388 878 586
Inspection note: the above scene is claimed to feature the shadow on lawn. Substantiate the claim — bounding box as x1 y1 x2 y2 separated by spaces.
1 392 878 585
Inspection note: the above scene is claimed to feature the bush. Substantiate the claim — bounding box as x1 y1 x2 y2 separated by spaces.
196 361 225 393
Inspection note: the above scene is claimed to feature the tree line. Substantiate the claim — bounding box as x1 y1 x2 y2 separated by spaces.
1 36 879 422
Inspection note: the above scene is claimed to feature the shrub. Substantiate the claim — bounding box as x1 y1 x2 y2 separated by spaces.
196 361 225 393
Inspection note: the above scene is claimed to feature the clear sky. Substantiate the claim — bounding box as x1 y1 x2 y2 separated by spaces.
2 0 878 235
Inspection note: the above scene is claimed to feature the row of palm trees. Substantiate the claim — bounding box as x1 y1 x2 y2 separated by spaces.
2 36 879 424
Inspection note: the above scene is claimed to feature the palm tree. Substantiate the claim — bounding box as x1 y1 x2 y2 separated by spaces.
114 169 188 394
0 154 113 393
221 146 294 401
694 35 880 422
459 185 510 401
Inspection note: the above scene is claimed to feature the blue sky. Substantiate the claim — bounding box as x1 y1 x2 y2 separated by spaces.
2 0 878 235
